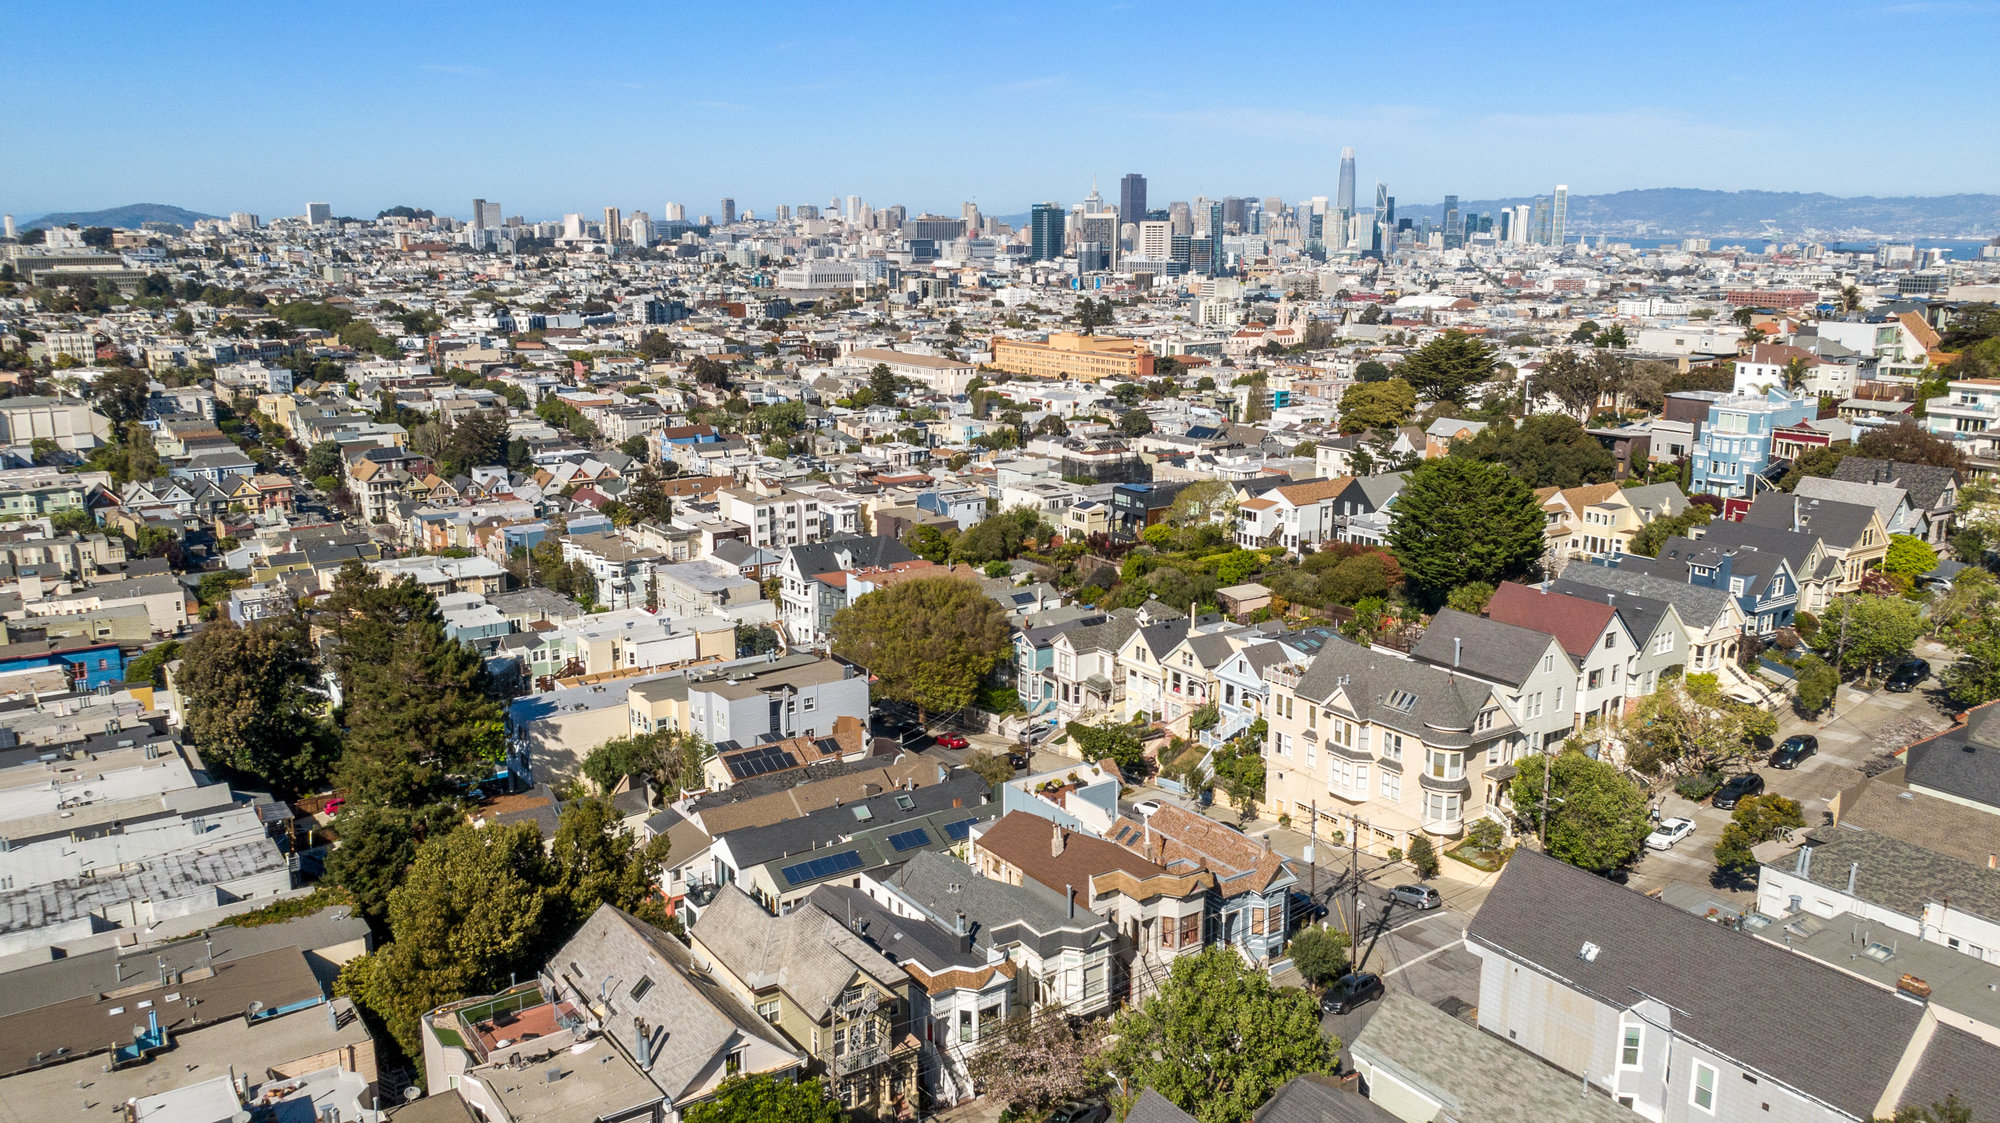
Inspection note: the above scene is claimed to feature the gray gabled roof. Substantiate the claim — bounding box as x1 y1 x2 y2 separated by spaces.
883 851 1115 961
783 534 917 578
1559 561 1737 629
1831 457 1960 510
689 884 905 1020
1903 701 2000 812
1546 578 1676 648
1294 633 1504 748
547 905 800 1104
1740 492 1879 550
1467 851 1927 1121
1795 475 1908 528
1409 609 1559 688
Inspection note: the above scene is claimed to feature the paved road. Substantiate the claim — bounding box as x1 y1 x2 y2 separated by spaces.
1625 639 1957 905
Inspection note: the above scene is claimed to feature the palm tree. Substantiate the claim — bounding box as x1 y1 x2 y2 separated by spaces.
1840 284 1862 314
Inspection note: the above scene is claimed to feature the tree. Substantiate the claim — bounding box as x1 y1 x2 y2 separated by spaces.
831 577 1011 722
1533 349 1607 419
1882 534 1939 580
965 750 1016 786
1337 378 1416 433
967 1007 1107 1116
1386 457 1545 605
1286 925 1350 987
1445 581 1495 615
1120 409 1154 436
1811 595 1923 678
1066 719 1146 774
548 797 673 931
1407 835 1440 878
1619 674 1773 776
94 366 152 427
1793 654 1840 714
1714 794 1804 877
305 440 344 479
1856 420 1967 471
904 523 956 563
1353 359 1391 382
1778 445 1851 491
178 617 338 794
683 1076 847 1123
1509 750 1651 871
1452 413 1617 489
325 802 460 919
953 509 1048 565
1105 946 1333 1123
336 822 555 1061
1628 505 1715 558
438 412 506 477
1396 330 1496 404
580 729 708 795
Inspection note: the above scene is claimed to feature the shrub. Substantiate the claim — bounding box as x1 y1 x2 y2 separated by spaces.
1407 836 1440 878
1465 818 1505 852
1675 771 1724 802
1288 925 1351 987
1386 846 1403 862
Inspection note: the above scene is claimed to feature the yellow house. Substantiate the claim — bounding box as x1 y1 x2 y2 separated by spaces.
990 332 1157 382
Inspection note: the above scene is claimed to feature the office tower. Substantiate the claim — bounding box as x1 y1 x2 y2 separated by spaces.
479 200 502 229
845 194 862 223
1222 196 1247 233
796 204 818 220
1496 209 1511 242
306 202 331 226
1443 195 1461 248
1337 147 1357 215
856 203 873 228
471 198 488 231
1029 202 1063 261
1138 220 1173 261
1206 201 1225 240
562 214 586 240
627 212 652 247
1083 178 1104 215
1 215 13 239
1119 174 1147 245
1079 210 1118 269
775 204 792 222
603 206 623 244
883 204 906 229
1168 201 1192 237
1530 197 1551 245
962 201 981 233
1510 204 1532 244
663 201 686 222
1552 185 1569 248
1190 236 1214 275
719 198 736 225
1170 233 1192 274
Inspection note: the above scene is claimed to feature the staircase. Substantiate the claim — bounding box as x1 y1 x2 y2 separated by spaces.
1716 658 1787 709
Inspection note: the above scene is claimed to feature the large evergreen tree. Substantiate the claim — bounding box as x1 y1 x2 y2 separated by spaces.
177 616 338 794
830 576 1011 722
1452 413 1618 489
1395 331 1496 404
1385 457 1545 604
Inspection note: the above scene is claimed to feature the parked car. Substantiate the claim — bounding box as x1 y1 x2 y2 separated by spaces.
1320 972 1386 1015
1712 772 1766 810
1132 799 1162 818
1046 1103 1110 1123
1291 890 1329 921
1645 817 1695 851
1022 723 1056 746
1770 734 1818 769
1886 658 1930 693
1388 883 1441 910
1007 751 1031 771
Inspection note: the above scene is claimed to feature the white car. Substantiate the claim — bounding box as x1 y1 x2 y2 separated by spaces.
1132 799 1162 818
1646 817 1695 851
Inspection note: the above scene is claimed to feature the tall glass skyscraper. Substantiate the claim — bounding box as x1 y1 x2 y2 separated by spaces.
1118 173 1146 245
1336 147 1356 214
1029 202 1064 261
1552 185 1569 248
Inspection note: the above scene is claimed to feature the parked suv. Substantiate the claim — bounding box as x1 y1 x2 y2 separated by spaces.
1770 735 1817 769
1712 772 1766 809
1320 972 1386 1015
1886 658 1930 693
1388 884 1441 910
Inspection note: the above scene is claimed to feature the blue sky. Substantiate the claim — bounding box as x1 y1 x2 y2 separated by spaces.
6 0 1998 222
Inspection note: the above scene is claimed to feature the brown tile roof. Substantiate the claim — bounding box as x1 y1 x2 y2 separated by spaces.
1274 476 1354 506
974 811 1204 909
1107 802 1290 896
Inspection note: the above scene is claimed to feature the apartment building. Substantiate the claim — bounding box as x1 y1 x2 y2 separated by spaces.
721 485 825 549
1687 389 1816 499
1262 637 1519 857
1920 376 2000 457
989 332 1157 382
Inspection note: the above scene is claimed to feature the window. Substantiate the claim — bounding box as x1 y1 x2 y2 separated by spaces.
757 999 781 1024
726 1047 746 1076
1380 772 1401 801
1427 749 1462 781
1425 791 1461 824
1621 1024 1642 1067
1692 1062 1717 1112
1381 732 1403 762
1525 692 1544 719
1542 654 1554 673
1588 669 1603 691
1654 630 1674 655
1603 632 1616 650
1334 718 1354 747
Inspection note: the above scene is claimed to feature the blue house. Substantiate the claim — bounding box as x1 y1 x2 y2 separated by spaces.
1688 389 1815 499
0 636 126 688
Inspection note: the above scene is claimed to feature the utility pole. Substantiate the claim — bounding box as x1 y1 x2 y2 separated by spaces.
1308 800 1318 900
1539 747 1553 842
1348 815 1363 956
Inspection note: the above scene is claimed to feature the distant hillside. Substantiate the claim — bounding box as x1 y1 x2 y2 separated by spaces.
22 203 219 231
1415 188 2000 239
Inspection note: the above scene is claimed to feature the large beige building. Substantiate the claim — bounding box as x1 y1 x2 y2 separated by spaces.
990 332 1156 382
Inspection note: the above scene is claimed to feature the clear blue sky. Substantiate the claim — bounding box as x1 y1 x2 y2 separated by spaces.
6 0 1997 222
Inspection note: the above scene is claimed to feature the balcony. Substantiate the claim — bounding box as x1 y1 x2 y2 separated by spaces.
1421 813 1466 837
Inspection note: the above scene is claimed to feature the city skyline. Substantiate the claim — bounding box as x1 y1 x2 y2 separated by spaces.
5 1 1999 219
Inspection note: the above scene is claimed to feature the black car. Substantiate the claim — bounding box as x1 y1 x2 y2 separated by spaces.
1886 658 1930 693
1007 751 1031 771
1712 772 1766 810
1290 891 1329 922
1770 735 1818 769
1320 972 1385 1015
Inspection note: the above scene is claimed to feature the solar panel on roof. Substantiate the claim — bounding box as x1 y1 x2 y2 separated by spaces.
943 817 978 840
726 745 799 780
886 827 930 852
778 849 865 886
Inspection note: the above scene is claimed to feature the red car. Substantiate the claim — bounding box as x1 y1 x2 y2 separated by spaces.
934 733 969 750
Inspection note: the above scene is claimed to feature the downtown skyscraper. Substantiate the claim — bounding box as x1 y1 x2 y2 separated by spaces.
1336 147 1356 215
1029 202 1064 262
1119 173 1147 245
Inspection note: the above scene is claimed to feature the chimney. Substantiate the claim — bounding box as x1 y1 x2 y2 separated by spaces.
1453 638 1461 668
634 1018 651 1069
955 911 972 954
1052 827 1066 857
952 797 962 808
1847 862 1859 895
1066 884 1075 918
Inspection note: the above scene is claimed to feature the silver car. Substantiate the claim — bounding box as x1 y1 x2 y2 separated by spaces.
1389 883 1442 910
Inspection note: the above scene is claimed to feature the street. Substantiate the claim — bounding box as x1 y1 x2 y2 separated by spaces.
1624 637 1958 905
